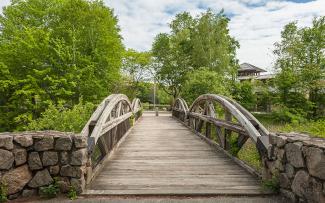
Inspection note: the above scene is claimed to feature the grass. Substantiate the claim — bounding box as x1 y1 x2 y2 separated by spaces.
236 113 325 174
237 139 262 172
253 113 325 138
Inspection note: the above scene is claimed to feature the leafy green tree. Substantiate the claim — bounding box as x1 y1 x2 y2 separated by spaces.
232 81 257 111
152 10 239 100
182 68 229 103
191 10 239 76
152 32 189 99
0 0 123 131
121 49 152 99
273 17 325 118
26 100 95 132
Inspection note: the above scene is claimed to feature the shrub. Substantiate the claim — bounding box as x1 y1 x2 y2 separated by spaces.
67 186 77 200
26 100 95 133
39 178 59 198
182 67 229 103
130 114 135 126
280 119 325 138
231 81 257 111
0 182 7 203
271 106 306 124
262 175 280 193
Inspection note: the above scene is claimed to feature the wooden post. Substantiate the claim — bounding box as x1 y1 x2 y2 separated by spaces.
224 111 232 150
206 122 211 139
155 107 159 116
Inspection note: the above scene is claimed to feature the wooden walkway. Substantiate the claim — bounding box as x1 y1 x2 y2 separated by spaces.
85 112 266 195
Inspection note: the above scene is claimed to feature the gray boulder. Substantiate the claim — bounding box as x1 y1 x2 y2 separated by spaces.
0 149 14 170
1 165 32 195
28 152 42 170
42 151 58 166
28 169 53 188
0 135 13 150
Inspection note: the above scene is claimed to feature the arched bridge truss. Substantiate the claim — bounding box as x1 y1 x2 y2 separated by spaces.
172 94 270 157
81 94 142 182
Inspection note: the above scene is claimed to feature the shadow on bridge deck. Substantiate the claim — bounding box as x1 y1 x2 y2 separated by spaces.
84 112 271 196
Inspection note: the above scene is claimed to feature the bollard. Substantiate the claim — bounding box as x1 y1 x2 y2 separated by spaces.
155 107 159 116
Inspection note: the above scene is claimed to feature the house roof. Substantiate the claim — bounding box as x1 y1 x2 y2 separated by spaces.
239 63 267 73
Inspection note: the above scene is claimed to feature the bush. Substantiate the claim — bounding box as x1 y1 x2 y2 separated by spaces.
67 186 77 200
26 100 95 133
254 113 325 138
280 119 325 138
271 106 306 124
0 182 7 203
231 81 257 111
39 178 59 199
262 175 280 193
181 67 229 103
130 114 135 126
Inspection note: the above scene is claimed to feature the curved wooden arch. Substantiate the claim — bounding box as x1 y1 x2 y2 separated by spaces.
81 94 144 167
189 94 268 143
173 94 270 156
219 95 269 137
131 98 142 113
82 94 133 144
81 94 143 183
172 98 189 122
174 98 189 112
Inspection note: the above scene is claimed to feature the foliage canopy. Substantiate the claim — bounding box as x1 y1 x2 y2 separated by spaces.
0 0 123 131
152 10 239 99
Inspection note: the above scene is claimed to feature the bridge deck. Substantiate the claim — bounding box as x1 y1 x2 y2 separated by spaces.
85 113 266 195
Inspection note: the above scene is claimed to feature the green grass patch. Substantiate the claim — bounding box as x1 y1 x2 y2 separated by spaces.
253 113 325 138
237 139 262 172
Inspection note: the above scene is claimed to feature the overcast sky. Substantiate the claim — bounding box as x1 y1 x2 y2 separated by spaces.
1 0 324 71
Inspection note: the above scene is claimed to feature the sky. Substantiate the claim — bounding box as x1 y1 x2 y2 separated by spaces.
1 0 324 71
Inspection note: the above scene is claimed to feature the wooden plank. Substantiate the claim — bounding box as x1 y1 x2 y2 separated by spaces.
84 188 271 195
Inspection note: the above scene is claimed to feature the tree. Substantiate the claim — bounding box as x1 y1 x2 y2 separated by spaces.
0 0 123 131
181 67 229 103
121 49 152 99
191 10 239 76
152 10 239 100
273 17 325 118
231 81 257 111
152 32 190 99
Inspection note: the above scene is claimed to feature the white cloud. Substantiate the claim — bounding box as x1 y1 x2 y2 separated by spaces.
0 0 10 12
105 0 325 71
1 0 325 71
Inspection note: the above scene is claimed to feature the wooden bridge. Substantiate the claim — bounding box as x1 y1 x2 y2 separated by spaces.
81 94 272 196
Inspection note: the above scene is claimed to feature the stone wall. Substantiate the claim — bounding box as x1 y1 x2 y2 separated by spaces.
0 131 88 199
263 132 325 202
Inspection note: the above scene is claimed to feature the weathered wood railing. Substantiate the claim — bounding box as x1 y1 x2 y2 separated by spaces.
142 104 171 111
172 94 270 157
172 98 189 122
81 94 142 182
132 98 142 120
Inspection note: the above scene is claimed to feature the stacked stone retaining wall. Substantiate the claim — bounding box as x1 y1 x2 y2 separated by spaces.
0 131 88 199
264 133 325 203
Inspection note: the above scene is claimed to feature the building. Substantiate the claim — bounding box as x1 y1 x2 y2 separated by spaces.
238 63 275 82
